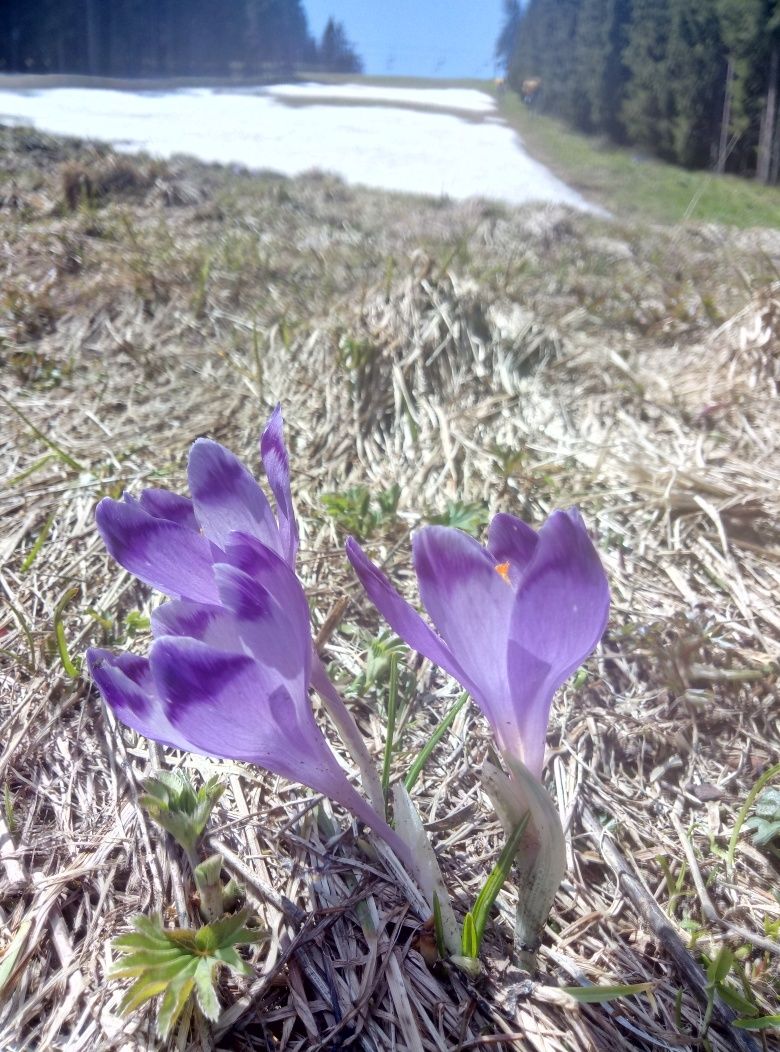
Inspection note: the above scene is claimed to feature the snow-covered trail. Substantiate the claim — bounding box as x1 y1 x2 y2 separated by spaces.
0 81 595 211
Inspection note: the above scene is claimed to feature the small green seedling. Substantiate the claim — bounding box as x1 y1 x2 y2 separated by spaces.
348 630 408 697
698 943 776 1033
743 787 780 857
140 771 225 865
427 500 489 537
111 911 263 1039
124 610 151 636
322 482 400 540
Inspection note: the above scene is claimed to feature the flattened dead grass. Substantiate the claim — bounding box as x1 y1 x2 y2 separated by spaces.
1 127 779 1050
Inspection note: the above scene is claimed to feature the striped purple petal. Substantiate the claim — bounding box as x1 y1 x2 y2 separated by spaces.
86 648 190 751
188 439 282 554
261 405 298 567
138 488 199 531
345 537 477 695
412 526 516 737
95 497 219 604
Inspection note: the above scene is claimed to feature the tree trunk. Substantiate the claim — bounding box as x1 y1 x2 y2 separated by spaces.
771 102 780 184
757 40 778 183
85 0 101 75
716 56 733 174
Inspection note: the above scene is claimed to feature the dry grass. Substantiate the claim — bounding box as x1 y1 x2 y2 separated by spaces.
1 126 779 1050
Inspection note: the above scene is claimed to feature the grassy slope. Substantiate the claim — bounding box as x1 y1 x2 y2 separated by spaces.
497 89 780 228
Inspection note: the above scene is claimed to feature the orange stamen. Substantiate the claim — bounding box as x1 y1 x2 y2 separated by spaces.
495 561 511 583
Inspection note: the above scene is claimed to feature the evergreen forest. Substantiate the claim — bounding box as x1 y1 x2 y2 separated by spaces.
499 0 780 183
0 1 362 79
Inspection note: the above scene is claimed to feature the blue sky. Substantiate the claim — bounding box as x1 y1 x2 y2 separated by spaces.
303 1 505 79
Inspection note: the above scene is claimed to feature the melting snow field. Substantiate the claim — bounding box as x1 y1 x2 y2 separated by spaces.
0 81 594 210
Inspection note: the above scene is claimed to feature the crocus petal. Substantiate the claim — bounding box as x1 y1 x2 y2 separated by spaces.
345 537 476 693
224 532 311 631
506 509 610 776
150 638 364 806
151 600 244 652
213 563 310 684
95 497 219 604
261 405 298 567
187 439 281 554
413 526 517 732
138 488 199 531
86 647 190 750
487 513 539 572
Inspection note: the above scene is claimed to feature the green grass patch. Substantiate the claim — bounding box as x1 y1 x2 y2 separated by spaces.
498 91 780 229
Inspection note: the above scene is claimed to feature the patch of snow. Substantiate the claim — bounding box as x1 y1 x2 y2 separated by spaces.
0 86 597 212
264 82 496 114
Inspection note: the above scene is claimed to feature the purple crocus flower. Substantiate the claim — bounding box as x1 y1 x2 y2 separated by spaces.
93 405 297 605
346 509 610 779
86 410 408 861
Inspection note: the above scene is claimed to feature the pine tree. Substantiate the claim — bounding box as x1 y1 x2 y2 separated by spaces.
495 0 521 71
717 0 769 174
572 0 631 137
318 18 363 74
667 0 725 167
509 0 580 121
757 0 780 182
621 0 675 159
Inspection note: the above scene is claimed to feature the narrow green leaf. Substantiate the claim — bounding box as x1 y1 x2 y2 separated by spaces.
707 945 733 986
561 982 655 1004
20 509 56 573
728 763 780 871
404 692 468 794
54 586 80 678
0 919 31 994
0 391 84 472
8 452 55 487
111 955 196 982
112 933 182 953
471 812 530 951
732 1015 780 1030
381 653 398 800
461 912 478 959
119 977 173 1014
716 984 759 1017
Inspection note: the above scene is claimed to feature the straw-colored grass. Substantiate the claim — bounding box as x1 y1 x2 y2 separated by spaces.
1 125 779 1050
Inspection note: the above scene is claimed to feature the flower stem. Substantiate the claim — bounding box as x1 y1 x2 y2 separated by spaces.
381 654 399 807
310 654 385 817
